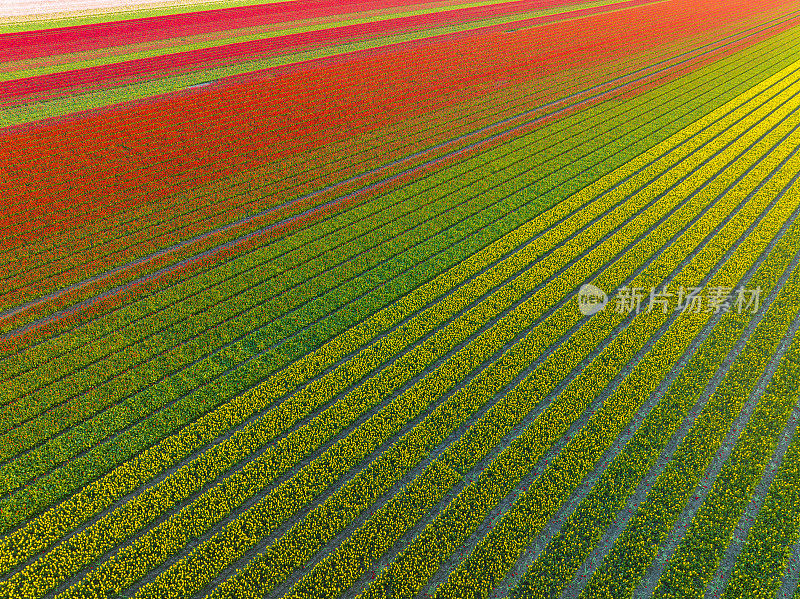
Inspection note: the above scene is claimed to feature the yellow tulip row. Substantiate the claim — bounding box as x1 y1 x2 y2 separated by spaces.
205 217 696 599
0 188 565 591
653 310 800 596
513 189 791 598
358 265 697 597
6 49 777 597
583 285 800 599
437 175 800 599
282 294 676 599
365 82 800 599
201 65 800 599
721 348 800 599
300 113 800 599
511 147 800 599
575 174 800 597
0 188 558 570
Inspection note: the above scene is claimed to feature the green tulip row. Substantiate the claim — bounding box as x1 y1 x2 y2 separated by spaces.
0 178 580 574
1 158 611 596
2 145 513 430
0 156 593 492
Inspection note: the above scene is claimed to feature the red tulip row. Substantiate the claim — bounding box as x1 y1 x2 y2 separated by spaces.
0 40 656 328
0 0 670 104
0 0 591 61
2 0 770 244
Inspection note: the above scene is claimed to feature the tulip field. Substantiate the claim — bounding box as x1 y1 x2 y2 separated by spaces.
5 0 800 597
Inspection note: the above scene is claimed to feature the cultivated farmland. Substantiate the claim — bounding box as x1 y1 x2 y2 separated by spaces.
3 0 800 598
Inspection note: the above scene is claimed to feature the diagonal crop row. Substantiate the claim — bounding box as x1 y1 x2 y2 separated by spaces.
4 76 743 596
4 35 792 524
3 67 753 570
3 17 792 366
78 81 778 599
7 30 800 450
508 150 800 599
3 7 792 336
573 201 800 599
0 44 792 536
3 14 776 338
720 350 800 599
3 21 796 576
651 306 800 597
5 25 790 401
